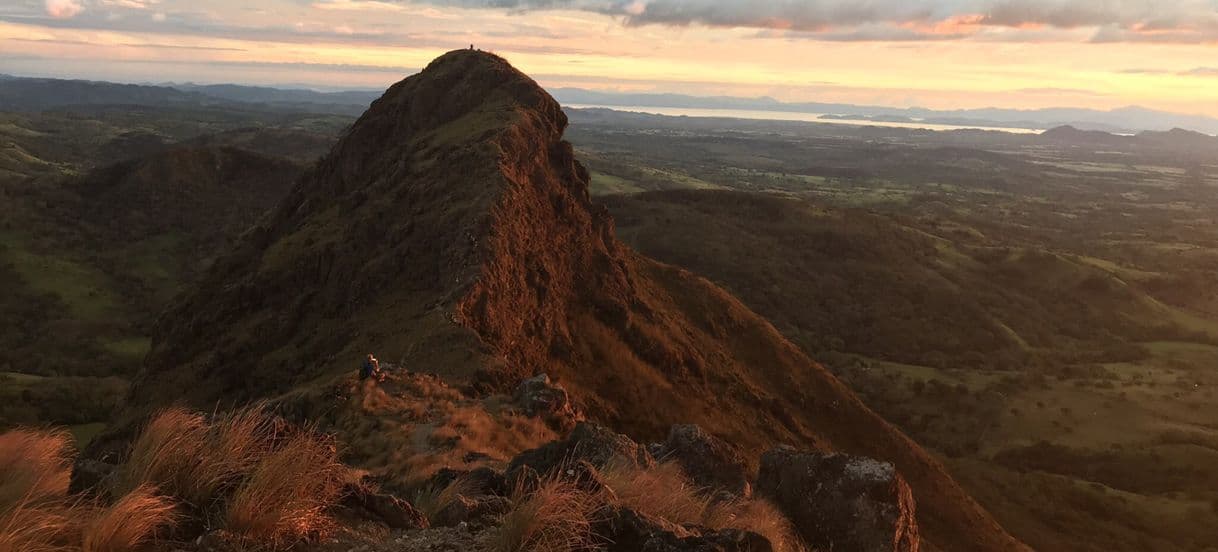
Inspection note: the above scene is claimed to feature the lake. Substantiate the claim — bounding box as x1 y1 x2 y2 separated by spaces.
565 104 1043 134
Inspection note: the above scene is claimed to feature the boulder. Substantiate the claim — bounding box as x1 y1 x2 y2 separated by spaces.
755 447 918 552
69 459 116 497
341 484 429 529
561 459 616 498
597 506 773 552
655 424 751 497
432 494 512 527
428 466 509 497
505 463 542 495
506 422 654 480
513 373 579 430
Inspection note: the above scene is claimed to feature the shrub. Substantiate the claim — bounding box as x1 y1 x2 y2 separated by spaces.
0 428 73 512
82 485 177 552
494 478 601 552
224 430 347 549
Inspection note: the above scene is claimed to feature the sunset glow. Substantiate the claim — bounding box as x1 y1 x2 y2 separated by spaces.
2 0 1216 115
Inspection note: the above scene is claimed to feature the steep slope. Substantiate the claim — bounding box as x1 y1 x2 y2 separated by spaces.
0 145 300 380
132 50 1025 551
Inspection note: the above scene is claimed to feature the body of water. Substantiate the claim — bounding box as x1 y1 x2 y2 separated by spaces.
566 104 1043 135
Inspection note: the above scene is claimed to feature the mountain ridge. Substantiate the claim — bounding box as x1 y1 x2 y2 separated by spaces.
128 49 1027 551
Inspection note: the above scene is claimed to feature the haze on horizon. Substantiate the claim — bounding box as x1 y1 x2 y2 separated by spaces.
2 0 1217 117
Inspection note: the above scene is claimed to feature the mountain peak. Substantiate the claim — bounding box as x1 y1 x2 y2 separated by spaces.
132 51 1025 552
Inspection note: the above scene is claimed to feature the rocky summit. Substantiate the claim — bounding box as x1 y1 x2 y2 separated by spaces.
123 50 1026 551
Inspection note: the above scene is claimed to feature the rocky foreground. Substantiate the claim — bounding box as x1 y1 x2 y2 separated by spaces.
115 373 917 552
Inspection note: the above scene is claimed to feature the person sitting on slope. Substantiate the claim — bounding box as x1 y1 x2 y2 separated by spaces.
359 353 381 381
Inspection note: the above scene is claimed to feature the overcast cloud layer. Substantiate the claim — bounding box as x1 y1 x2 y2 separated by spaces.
413 0 1218 42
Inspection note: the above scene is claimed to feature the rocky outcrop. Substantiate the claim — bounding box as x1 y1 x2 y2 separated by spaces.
340 484 429 530
513 373 580 431
432 494 512 527
756 447 918 552
427 466 509 498
597 506 773 552
654 424 751 497
506 422 655 480
68 459 116 498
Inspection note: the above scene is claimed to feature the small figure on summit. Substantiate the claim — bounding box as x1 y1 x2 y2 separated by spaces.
359 353 381 381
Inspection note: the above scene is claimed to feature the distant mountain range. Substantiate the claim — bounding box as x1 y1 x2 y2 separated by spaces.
0 75 376 116
1 73 1215 135
551 88 1218 135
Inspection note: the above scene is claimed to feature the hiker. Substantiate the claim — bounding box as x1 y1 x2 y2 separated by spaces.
359 353 381 381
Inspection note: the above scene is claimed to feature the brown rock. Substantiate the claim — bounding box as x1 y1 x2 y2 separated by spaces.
656 424 751 497
341 484 429 529
756 447 918 552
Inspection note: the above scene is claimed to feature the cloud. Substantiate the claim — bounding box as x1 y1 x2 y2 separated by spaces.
1119 67 1218 77
391 0 1218 43
1184 67 1218 76
45 0 83 18
99 0 161 8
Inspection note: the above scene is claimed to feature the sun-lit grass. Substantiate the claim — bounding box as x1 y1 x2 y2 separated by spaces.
494 478 601 552
0 428 73 512
224 430 347 549
600 460 805 552
113 408 209 503
111 405 351 548
82 485 177 552
412 476 477 525
600 460 723 527
0 428 79 552
0 497 77 552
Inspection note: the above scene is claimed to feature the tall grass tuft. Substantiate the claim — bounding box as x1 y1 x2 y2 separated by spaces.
600 460 718 526
726 498 807 552
112 408 209 503
412 476 477 525
494 478 601 552
600 460 806 552
82 484 177 552
0 428 74 512
0 497 76 552
224 430 346 549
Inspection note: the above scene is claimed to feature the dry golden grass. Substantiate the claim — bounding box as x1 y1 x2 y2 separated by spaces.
0 497 76 552
0 429 78 552
0 428 73 512
412 476 477 524
82 485 177 552
224 430 346 549
112 408 209 503
115 406 286 510
726 498 807 552
600 460 718 527
494 478 602 552
1 409 352 552
600 460 806 552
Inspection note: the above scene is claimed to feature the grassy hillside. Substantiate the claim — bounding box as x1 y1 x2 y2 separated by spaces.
601 189 1218 552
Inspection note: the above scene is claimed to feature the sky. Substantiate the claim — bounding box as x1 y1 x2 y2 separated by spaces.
1 0 1217 116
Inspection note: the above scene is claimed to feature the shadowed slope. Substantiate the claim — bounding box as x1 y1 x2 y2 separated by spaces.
132 50 1025 551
